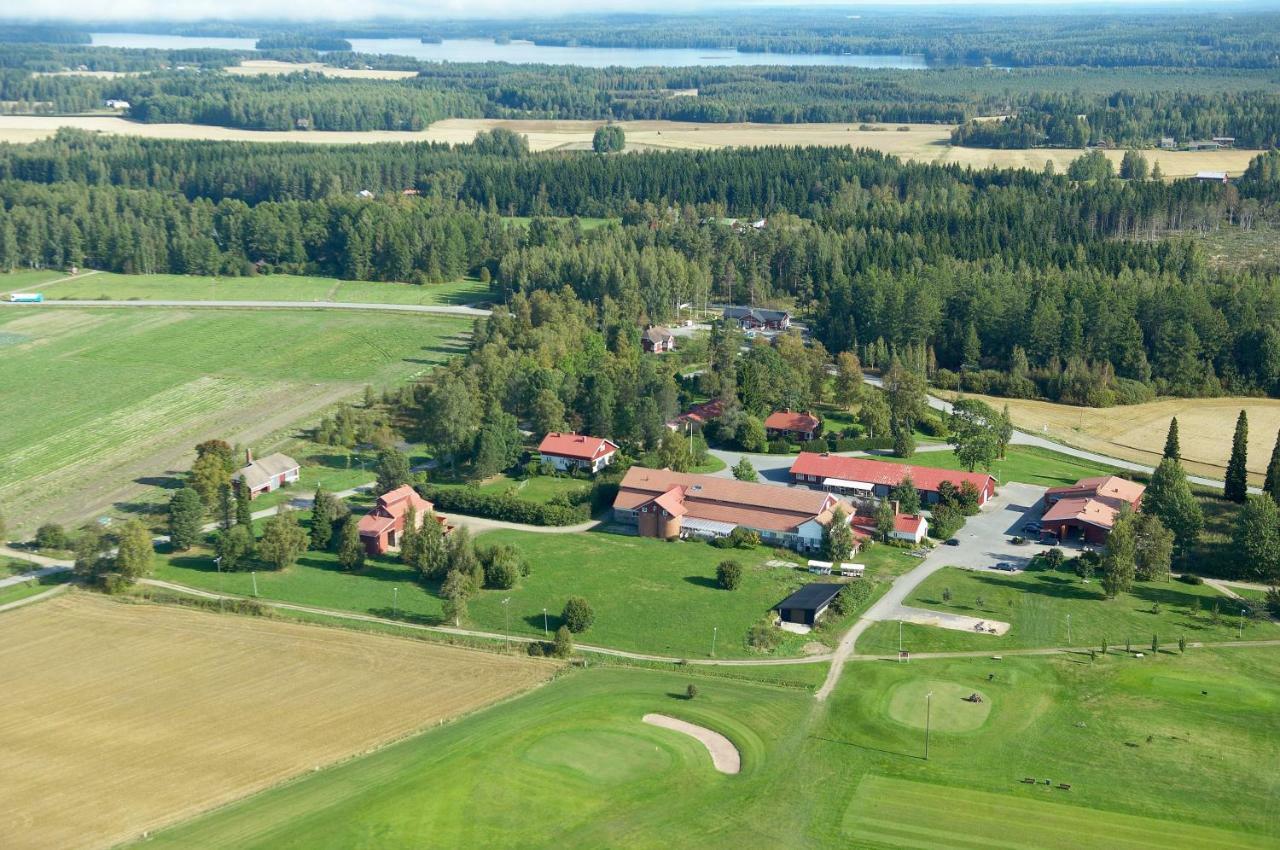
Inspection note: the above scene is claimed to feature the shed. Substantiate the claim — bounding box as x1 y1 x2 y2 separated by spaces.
774 583 844 627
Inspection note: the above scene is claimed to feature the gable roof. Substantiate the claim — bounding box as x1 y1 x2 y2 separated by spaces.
1046 475 1145 509
722 306 789 323
850 512 925 536
538 432 619 461
765 410 820 432
358 485 432 536
648 485 688 518
1042 496 1123 530
774 583 843 613
615 466 849 534
232 452 299 491
791 453 994 495
642 325 674 344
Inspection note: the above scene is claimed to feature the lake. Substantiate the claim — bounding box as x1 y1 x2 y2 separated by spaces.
91 33 928 69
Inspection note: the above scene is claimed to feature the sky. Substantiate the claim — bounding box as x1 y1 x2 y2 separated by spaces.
13 0 1253 22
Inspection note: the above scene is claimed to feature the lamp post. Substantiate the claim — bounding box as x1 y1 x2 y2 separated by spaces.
543 607 549 638
710 625 718 658
251 571 258 598
392 586 398 618
1066 613 1072 645
502 597 511 651
214 556 224 614
899 620 904 654
1239 608 1246 640
924 690 933 761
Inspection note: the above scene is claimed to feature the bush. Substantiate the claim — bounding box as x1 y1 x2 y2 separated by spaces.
562 596 595 633
35 523 68 550
930 503 965 540
747 616 781 652
420 485 587 526
1266 586 1280 618
1176 573 1204 585
686 683 699 700
767 438 791 454
712 527 760 549
484 558 519 590
829 580 872 616
552 624 574 658
716 559 743 590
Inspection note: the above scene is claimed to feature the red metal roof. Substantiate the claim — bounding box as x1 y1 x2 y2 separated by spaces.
791 452 994 495
765 410 821 432
538 432 619 461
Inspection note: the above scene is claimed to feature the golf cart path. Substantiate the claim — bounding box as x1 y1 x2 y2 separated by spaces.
643 714 741 774
2 298 491 317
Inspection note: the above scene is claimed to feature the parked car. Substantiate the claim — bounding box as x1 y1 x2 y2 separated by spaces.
943 538 960 546
1010 535 1029 546
994 562 1017 571
1023 521 1042 535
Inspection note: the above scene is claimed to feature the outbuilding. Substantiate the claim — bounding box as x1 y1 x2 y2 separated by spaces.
231 451 300 499
774 583 844 627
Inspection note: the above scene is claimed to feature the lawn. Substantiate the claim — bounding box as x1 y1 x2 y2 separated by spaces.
0 306 468 534
876 444 1123 489
0 572 70 607
0 268 66 295
855 565 1280 656
137 648 1280 849
38 271 492 306
429 472 592 506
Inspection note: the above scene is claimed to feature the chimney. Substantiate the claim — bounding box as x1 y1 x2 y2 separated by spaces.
246 448 253 465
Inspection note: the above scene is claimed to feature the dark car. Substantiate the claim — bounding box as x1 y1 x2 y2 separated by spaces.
994 562 1017 571
944 538 960 546
1023 521 1042 535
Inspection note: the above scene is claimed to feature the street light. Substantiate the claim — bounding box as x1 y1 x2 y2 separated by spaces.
251 571 258 598
1066 613 1072 645
542 607 549 638
710 625 718 658
502 597 511 651
1239 608 1246 640
924 690 933 760
392 586 398 618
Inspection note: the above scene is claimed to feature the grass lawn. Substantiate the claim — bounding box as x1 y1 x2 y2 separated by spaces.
39 271 492 306
0 572 71 607
1228 585 1271 603
0 306 468 534
856 565 1280 656
428 472 592 506
0 268 67 295
875 444 1123 489
138 648 1280 849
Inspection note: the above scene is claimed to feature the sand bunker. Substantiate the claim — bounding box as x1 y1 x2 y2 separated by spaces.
896 605 1010 635
642 713 741 775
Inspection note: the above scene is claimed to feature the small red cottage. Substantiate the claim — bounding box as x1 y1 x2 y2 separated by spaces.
765 409 822 442
357 485 440 556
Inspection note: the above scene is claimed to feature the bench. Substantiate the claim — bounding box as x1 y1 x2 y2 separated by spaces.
1057 784 1072 791
1021 777 1036 784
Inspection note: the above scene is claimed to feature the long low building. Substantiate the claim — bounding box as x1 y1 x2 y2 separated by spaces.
613 466 855 552
789 452 996 507
1041 475 1145 544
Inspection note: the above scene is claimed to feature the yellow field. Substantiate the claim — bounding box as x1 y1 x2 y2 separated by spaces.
0 593 554 850
0 115 1259 177
225 60 420 80
949 391 1280 482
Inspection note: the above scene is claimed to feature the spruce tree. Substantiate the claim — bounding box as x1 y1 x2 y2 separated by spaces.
1264 429 1280 504
1162 418 1180 460
235 481 253 527
309 487 335 551
1143 458 1203 556
1224 410 1249 503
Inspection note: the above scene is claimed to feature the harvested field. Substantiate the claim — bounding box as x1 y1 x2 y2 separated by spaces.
942 391 1280 484
225 60 420 79
0 115 1260 177
0 593 554 850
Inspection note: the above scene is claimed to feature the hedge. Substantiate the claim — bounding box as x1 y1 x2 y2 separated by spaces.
418 486 589 526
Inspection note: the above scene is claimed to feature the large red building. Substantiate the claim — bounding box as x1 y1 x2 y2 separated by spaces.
789 453 996 507
1041 476 1145 545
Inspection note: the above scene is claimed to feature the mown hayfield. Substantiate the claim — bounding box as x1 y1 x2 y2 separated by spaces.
37 271 491 306
0 115 1261 177
138 649 1280 849
940 390 1280 484
225 60 420 80
0 592 554 850
0 305 468 532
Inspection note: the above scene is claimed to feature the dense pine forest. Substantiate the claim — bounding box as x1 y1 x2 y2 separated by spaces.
2 132 1279 402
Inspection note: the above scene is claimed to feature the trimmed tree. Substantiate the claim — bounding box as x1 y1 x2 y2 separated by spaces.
257 506 308 571
167 487 205 551
562 596 595 633
1224 410 1249 503
716 559 743 590
1163 418 1180 460
337 515 365 571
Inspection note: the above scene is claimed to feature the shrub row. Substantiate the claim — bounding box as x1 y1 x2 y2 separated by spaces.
418 485 589 526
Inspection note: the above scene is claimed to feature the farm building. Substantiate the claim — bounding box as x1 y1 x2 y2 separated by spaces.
1186 140 1222 151
357 485 445 555
613 466 856 552
538 432 619 474
851 512 929 544
765 409 822 442
231 451 300 499
1041 476 1146 545
722 306 791 331
1194 171 1229 183
641 325 676 354
773 583 844 627
790 453 996 507
1159 136 1176 149
1212 136 1235 148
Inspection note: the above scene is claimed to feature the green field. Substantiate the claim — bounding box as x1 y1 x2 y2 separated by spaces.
32 271 492 306
138 648 1280 848
856 566 1280 655
0 306 468 533
0 269 66 295
0 571 71 607
153 527 913 658
877 445 1124 489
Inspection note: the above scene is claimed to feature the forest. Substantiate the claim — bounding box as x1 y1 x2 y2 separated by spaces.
2 131 1279 402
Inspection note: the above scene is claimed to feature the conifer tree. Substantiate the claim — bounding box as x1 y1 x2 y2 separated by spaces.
1224 410 1249 503
1263 429 1280 504
309 487 336 551
1162 417 1180 460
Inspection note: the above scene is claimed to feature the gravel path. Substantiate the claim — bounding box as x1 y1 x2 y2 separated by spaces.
643 713 741 774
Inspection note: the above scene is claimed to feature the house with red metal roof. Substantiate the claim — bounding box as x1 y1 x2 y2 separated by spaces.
789 452 996 507
1041 475 1145 545
538 432 620 474
765 409 822 442
850 512 929 544
357 485 443 556
613 466 857 552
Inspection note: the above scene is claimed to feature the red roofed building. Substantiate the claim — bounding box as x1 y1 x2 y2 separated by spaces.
1041 476 1145 545
358 485 442 556
614 466 857 552
765 409 822 442
667 399 724 431
850 512 929 544
789 452 996 507
538 432 619 474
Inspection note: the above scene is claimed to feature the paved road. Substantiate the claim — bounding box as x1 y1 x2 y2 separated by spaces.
815 481 1046 701
1 299 491 317
863 373 1257 493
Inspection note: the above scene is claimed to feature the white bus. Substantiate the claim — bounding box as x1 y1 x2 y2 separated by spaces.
9 293 43 303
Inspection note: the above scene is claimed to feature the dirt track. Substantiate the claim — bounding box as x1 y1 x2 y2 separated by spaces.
0 593 554 850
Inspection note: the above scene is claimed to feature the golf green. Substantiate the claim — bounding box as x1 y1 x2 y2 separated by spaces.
885 680 991 733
